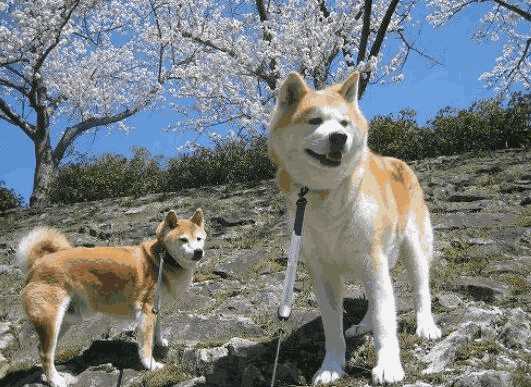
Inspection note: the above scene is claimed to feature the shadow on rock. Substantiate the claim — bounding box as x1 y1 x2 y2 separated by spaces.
1 336 168 387
199 297 369 387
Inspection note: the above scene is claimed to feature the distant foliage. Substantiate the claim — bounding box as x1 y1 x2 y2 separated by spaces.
50 137 274 204
49 95 528 204
369 93 530 160
0 181 22 211
166 136 274 191
50 148 164 203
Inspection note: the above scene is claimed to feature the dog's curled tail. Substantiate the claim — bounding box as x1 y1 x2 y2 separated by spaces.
16 227 72 272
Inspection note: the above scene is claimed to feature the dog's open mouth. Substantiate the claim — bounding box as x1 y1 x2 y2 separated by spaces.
305 149 342 167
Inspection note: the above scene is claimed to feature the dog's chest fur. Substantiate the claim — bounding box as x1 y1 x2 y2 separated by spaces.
289 181 376 274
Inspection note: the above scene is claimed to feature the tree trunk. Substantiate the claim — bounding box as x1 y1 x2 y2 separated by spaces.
29 137 57 208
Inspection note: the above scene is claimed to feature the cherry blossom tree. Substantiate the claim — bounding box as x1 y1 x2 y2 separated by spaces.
427 0 530 94
1 0 427 207
157 0 432 138
0 0 191 207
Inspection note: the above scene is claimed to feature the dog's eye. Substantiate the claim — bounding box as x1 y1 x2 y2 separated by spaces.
179 237 188 243
308 117 323 125
340 120 349 127
197 236 202 241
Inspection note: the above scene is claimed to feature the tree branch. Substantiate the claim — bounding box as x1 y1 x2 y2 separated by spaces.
357 0 373 65
0 77 29 96
53 105 143 162
490 0 531 21
359 0 400 98
0 97 35 138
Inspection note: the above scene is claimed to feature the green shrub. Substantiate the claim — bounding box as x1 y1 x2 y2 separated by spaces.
369 93 529 160
166 135 274 190
50 147 164 203
0 181 22 211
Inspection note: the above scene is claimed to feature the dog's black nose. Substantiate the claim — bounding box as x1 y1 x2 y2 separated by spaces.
193 249 203 261
329 132 347 151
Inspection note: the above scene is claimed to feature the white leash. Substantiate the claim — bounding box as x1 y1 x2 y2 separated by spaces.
150 251 165 371
270 187 309 387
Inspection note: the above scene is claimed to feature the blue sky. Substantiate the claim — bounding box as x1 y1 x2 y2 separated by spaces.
0 4 514 203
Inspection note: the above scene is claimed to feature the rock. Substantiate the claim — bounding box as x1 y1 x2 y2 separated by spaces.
404 383 432 387
449 370 512 387
124 206 147 215
223 337 259 357
436 292 463 309
447 193 490 202
213 216 255 227
520 196 531 206
241 365 266 387
0 322 15 351
453 277 509 302
182 346 229 373
75 366 119 387
466 238 495 246
173 376 206 387
0 353 8 380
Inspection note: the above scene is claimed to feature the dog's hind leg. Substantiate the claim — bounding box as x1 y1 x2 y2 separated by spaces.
402 212 441 340
309 263 346 385
135 307 164 370
22 285 76 387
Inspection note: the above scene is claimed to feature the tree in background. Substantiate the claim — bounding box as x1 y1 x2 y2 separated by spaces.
0 0 191 207
1 0 432 207
427 0 530 94
154 0 434 136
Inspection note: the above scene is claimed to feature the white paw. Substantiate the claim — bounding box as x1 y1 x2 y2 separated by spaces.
371 358 405 385
44 372 77 387
149 360 164 371
416 314 442 340
312 362 345 385
156 337 169 348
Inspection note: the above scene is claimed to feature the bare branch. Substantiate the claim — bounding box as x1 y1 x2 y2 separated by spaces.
357 0 373 65
491 0 531 21
0 97 35 138
0 77 30 96
359 0 400 98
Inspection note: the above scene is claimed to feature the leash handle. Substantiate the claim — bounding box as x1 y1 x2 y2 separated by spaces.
277 187 308 321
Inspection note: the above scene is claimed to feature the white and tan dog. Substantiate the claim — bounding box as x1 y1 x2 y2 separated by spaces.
17 209 206 387
268 72 441 385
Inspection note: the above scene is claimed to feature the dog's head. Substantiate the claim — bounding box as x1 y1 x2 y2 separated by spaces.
156 209 206 269
268 72 368 191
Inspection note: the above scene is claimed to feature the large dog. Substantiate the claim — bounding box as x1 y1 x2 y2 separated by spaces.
17 209 206 387
268 72 441 385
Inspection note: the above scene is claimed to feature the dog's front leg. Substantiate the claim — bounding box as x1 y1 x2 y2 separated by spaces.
309 263 346 385
364 252 405 385
135 308 164 370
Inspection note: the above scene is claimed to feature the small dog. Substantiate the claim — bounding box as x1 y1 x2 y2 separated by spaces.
268 72 441 385
17 209 206 387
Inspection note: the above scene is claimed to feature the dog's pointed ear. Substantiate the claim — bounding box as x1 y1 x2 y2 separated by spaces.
190 208 204 228
165 210 178 229
339 72 360 105
278 72 308 108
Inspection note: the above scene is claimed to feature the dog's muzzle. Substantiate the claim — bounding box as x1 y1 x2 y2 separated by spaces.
192 249 204 261
305 132 347 167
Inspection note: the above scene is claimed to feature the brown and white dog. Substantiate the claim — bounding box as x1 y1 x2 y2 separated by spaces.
268 72 441 385
17 209 206 387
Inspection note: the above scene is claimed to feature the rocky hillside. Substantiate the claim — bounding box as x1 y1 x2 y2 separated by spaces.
0 149 530 387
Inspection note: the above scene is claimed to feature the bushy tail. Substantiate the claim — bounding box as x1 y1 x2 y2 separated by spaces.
16 227 72 272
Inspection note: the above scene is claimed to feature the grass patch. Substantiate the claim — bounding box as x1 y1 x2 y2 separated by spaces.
138 364 191 387
454 339 501 363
